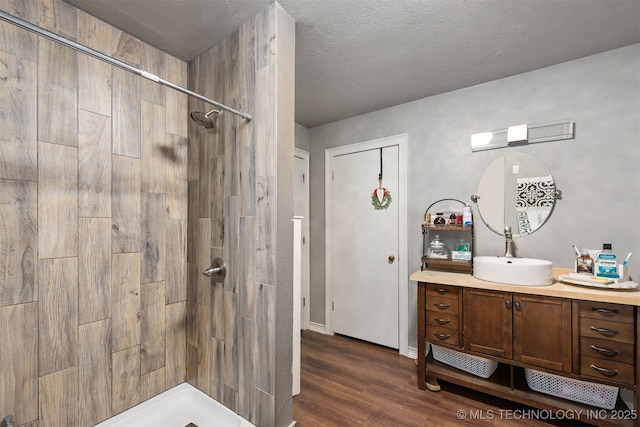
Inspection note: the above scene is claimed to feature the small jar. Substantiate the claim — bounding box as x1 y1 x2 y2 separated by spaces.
426 235 449 259
449 213 457 226
433 213 446 226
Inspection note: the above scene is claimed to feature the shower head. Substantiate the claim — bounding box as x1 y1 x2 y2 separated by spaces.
190 109 222 129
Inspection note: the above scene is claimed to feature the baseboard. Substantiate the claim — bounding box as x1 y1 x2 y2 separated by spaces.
407 346 418 360
307 322 326 334
306 324 418 360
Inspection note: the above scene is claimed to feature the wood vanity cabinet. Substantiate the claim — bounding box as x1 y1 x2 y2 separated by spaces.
464 289 572 373
413 272 639 427
463 288 513 358
424 284 462 348
574 301 636 388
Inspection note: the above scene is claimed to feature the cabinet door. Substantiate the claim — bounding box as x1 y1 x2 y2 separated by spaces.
463 288 512 358
513 295 572 373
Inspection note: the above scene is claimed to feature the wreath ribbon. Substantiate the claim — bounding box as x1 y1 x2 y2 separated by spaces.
371 148 392 210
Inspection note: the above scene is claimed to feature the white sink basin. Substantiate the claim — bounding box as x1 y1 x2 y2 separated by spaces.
473 256 553 286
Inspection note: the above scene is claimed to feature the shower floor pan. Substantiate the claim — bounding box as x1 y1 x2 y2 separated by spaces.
95 383 254 427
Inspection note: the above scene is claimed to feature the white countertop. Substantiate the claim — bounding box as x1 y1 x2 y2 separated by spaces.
410 267 640 306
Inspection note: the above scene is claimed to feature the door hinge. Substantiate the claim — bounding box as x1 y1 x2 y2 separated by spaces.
302 235 306 245
332 301 335 311
302 173 305 183
332 171 335 181
303 297 306 307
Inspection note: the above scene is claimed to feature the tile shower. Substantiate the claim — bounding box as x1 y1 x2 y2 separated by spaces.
0 0 294 426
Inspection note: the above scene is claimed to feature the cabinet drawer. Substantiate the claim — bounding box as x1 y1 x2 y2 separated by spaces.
579 337 634 365
579 319 634 344
426 298 459 315
426 310 459 330
426 325 459 347
426 283 459 300
580 356 634 385
578 301 634 324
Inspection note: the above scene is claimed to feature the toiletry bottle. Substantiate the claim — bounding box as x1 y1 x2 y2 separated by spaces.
595 243 618 278
462 204 473 226
449 213 457 226
576 249 593 275
422 213 431 231
434 213 446 225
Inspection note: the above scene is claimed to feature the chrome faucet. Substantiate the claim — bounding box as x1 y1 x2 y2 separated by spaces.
504 226 514 258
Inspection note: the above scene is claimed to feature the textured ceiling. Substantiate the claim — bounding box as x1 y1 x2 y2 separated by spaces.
63 0 640 128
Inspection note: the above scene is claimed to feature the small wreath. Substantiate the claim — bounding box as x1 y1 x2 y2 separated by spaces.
371 188 392 210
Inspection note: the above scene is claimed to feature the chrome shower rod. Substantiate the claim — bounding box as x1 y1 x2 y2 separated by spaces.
0 10 252 121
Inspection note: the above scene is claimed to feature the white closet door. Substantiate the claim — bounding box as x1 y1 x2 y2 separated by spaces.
328 145 399 348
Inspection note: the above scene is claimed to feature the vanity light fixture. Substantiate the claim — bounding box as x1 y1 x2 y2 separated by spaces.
507 124 528 145
470 132 494 149
471 119 574 152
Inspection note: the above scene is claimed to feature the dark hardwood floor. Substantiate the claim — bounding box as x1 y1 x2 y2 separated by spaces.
293 330 587 426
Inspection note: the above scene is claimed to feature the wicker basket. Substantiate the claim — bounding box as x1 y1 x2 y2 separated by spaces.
431 345 498 378
525 368 619 410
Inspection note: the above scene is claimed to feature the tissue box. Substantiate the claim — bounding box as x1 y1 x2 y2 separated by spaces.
452 251 471 261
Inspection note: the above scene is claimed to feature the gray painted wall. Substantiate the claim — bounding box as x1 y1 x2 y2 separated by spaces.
306 44 640 350
295 123 311 152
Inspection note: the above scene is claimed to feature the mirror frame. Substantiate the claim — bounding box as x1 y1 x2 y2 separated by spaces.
473 153 557 237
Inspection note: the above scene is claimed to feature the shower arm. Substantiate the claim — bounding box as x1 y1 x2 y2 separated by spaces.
0 10 252 121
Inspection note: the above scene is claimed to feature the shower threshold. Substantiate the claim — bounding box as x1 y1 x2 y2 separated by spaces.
94 383 254 427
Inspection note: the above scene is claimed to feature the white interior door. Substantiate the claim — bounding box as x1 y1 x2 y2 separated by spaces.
292 217 302 396
294 149 310 329
327 144 399 348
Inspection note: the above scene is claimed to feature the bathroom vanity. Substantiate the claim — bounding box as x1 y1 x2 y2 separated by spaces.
412 268 639 427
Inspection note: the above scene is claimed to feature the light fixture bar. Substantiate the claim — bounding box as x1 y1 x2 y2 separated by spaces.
471 119 574 152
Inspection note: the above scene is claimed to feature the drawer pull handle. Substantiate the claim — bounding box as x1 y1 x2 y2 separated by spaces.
591 307 618 315
590 345 620 357
433 302 450 310
590 364 620 377
590 326 618 336
433 332 451 340
436 288 449 294
433 317 451 325
506 300 512 308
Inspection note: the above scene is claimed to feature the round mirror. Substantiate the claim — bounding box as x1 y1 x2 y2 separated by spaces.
475 153 556 237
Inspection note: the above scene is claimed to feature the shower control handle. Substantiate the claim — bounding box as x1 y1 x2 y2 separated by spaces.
203 267 223 276
203 258 226 283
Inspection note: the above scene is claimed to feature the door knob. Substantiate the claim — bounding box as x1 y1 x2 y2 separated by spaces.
388 255 395 262
202 258 226 283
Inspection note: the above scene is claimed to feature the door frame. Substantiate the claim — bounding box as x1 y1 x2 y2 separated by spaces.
294 148 311 330
324 133 409 356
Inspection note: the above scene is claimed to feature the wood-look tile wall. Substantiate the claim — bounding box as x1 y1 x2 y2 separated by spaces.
187 4 295 427
0 0 188 425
